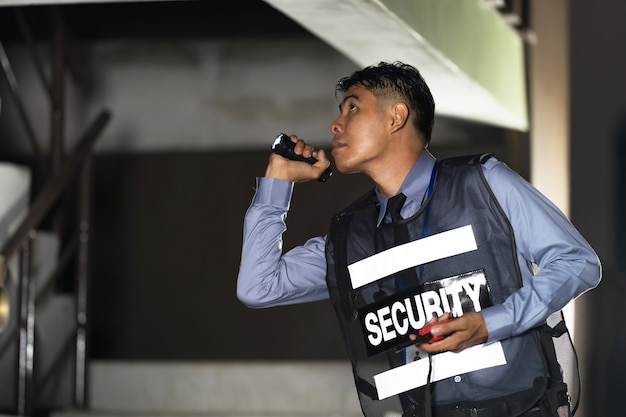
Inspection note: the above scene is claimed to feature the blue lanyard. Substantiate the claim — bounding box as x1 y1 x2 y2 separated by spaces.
421 161 438 238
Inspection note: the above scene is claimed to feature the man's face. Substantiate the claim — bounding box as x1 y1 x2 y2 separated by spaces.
330 85 393 175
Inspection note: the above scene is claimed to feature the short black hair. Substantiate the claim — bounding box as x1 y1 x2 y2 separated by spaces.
335 61 435 144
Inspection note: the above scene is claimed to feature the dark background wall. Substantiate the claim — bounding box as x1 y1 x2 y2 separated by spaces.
569 3 626 416
90 150 365 360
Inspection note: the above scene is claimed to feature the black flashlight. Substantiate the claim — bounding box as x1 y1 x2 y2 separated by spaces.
271 133 333 182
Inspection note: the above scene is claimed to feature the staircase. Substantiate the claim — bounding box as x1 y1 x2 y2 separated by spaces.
0 6 111 415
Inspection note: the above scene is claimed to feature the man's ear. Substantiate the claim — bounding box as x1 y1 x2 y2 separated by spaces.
389 102 409 133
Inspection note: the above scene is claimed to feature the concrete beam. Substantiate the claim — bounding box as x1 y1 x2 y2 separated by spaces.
263 0 528 131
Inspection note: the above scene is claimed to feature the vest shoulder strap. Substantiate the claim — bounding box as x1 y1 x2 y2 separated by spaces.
332 187 378 221
439 153 494 167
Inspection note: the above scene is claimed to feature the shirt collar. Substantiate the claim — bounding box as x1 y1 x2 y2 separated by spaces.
375 150 437 226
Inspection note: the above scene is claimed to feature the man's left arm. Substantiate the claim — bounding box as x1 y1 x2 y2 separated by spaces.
419 158 601 353
480 159 601 342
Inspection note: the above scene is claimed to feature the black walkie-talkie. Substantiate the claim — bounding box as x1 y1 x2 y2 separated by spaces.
271 133 333 182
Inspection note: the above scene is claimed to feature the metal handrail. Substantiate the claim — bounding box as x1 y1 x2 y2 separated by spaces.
0 110 110 414
0 111 110 261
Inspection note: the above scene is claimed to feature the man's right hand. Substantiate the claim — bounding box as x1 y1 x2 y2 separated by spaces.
265 135 331 182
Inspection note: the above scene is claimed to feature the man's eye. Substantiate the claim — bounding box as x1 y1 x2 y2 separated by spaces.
349 104 357 111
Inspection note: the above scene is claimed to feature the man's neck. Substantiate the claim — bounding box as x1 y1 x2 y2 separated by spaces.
373 150 423 197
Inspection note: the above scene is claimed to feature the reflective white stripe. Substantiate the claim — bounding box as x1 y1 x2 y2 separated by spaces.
348 225 478 289
374 342 507 400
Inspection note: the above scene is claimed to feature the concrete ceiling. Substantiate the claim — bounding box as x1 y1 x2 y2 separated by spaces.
0 0 528 131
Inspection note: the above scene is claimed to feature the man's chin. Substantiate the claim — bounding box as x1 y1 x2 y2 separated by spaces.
335 165 361 175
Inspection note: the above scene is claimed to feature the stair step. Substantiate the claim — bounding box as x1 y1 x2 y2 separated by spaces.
52 360 362 417
56 411 362 417
0 162 30 250
54 412 360 417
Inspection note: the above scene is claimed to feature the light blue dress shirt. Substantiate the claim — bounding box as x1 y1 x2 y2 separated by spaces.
237 150 601 343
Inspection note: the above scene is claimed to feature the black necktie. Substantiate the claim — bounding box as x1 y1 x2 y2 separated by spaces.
387 193 418 288
387 193 409 244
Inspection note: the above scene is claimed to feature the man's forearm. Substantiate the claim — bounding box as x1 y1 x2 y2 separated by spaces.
236 177 330 308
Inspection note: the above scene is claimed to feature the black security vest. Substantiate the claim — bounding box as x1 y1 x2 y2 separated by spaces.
325 154 560 416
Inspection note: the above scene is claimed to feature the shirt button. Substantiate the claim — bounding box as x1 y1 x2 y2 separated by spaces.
454 376 462 383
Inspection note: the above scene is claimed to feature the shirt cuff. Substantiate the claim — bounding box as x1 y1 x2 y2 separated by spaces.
481 304 514 343
252 177 294 209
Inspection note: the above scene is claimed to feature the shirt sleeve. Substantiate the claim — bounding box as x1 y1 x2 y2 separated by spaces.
236 177 330 308
479 158 602 342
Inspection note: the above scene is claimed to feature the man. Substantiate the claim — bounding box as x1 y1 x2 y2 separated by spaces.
237 61 601 417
